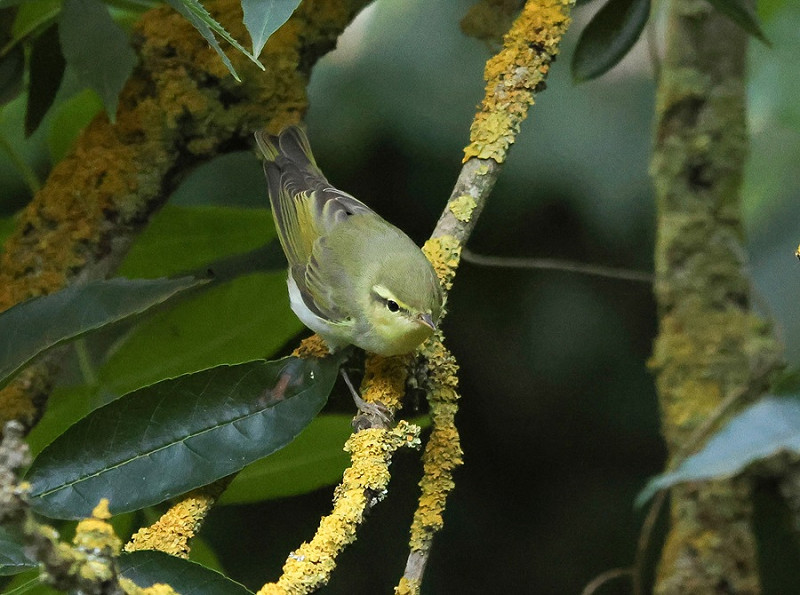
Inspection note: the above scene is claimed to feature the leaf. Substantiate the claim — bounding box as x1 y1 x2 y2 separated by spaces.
118 205 275 279
0 527 36 576
10 0 60 42
219 413 354 504
169 151 269 208
0 276 203 390
637 396 800 506
241 0 300 57
119 550 253 595
0 44 23 106
164 0 265 82
26 355 342 519
219 414 431 504
59 0 137 122
705 0 769 45
571 0 651 83
25 24 65 137
46 87 103 162
24 383 95 458
94 272 302 397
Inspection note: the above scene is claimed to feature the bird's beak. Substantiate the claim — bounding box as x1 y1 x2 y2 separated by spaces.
418 312 437 331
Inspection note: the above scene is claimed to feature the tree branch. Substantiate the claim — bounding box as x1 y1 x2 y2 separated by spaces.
649 0 784 592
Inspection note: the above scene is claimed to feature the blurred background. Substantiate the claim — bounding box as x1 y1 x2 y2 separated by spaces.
2 0 799 593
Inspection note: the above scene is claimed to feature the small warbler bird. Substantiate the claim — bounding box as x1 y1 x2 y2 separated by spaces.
255 126 443 357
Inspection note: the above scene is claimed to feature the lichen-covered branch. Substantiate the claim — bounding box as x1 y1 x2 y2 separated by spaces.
649 0 783 592
256 422 422 595
0 0 370 430
124 479 230 558
1 423 132 594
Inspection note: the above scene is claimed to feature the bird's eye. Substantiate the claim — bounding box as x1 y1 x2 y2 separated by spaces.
386 300 400 312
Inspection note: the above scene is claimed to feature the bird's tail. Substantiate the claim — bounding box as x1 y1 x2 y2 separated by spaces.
254 125 318 169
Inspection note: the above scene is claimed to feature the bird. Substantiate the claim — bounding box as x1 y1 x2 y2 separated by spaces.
254 125 443 359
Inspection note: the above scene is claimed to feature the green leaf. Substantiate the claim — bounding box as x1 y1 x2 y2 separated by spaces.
164 0 265 82
706 0 769 45
24 383 95 457
118 205 275 279
45 87 103 162
0 570 58 595
0 44 23 106
94 272 302 397
0 215 15 247
27 355 342 519
241 0 300 57
219 413 431 504
59 0 137 121
0 527 36 576
25 24 65 137
571 0 651 83
637 396 800 506
219 413 354 504
168 151 268 208
0 276 203 390
10 0 60 42
120 550 253 595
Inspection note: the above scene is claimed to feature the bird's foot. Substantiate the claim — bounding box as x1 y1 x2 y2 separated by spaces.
340 369 393 430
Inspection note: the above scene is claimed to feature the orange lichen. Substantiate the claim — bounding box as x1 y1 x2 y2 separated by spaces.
463 0 572 163
125 489 216 558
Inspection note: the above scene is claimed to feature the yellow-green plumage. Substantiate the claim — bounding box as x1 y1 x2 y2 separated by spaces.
255 126 443 356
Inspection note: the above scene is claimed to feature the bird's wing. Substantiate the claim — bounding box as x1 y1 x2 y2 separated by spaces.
256 126 376 325
256 126 374 268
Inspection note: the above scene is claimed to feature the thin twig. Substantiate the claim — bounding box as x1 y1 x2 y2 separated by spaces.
581 567 633 595
462 248 654 283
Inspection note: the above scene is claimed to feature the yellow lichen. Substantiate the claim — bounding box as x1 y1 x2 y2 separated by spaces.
292 334 331 359
407 337 463 553
361 353 412 412
257 422 420 594
449 194 478 223
423 235 462 291
125 490 215 557
463 0 572 163
73 499 121 557
395 576 420 595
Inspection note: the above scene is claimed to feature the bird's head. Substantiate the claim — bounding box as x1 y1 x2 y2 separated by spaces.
364 278 442 356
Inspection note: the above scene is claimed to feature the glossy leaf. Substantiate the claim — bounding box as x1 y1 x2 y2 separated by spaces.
220 413 431 504
572 0 650 83
241 0 300 57
59 0 137 121
219 413 354 504
706 0 769 44
637 396 800 506
27 355 342 519
118 205 275 279
24 383 95 458
0 527 35 576
25 24 65 136
46 87 103 162
164 0 264 82
0 276 203 390
120 550 253 595
94 272 302 397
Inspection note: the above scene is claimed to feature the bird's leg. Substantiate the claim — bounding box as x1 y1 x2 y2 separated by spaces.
340 368 393 430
